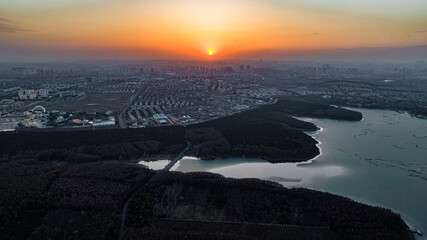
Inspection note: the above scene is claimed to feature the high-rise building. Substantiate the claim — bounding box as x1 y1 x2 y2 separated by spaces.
224 67 233 74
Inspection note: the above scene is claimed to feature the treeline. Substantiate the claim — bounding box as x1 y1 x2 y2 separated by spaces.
36 140 185 162
40 163 153 212
0 126 186 162
0 162 413 240
264 97 363 121
412 107 427 118
185 97 363 162
303 93 427 119
123 223 337 240
0 162 60 240
189 112 319 162
236 106 319 131
186 128 232 159
123 228 259 240
0 98 360 164
0 162 154 240
126 170 412 240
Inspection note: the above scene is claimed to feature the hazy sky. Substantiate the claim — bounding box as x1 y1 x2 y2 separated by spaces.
1 0 427 61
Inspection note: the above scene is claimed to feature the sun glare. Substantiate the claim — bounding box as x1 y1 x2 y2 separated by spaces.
208 48 214 56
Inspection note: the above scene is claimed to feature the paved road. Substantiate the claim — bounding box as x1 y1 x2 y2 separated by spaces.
163 140 189 171
160 218 329 230
118 134 189 240
118 87 149 128
117 99 280 239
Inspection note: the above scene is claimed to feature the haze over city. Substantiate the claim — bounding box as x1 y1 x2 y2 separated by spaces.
1 0 427 61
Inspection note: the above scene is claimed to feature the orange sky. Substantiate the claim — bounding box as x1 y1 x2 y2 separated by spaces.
1 0 427 60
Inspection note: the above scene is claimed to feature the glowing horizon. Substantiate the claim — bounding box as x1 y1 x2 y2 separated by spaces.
1 0 427 61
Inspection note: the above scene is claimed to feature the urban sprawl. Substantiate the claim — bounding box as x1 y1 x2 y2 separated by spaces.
1 60 427 131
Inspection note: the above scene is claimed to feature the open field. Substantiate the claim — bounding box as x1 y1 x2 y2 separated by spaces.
0 78 18 82
41 93 133 113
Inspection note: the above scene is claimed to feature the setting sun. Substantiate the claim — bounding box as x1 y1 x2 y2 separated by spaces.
0 0 426 60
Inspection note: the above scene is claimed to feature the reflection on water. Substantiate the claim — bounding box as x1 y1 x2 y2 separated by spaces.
140 108 427 239
171 156 263 172
299 109 427 240
139 159 170 170
171 156 345 187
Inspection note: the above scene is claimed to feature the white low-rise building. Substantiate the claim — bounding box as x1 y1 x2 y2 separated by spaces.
36 89 49 98
18 90 36 100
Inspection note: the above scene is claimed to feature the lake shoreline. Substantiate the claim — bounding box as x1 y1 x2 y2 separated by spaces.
162 108 425 239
